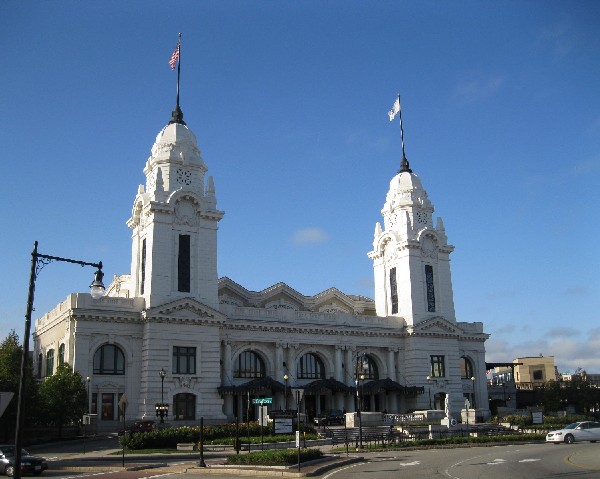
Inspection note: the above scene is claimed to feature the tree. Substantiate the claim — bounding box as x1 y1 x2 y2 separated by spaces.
37 363 87 437
0 330 35 442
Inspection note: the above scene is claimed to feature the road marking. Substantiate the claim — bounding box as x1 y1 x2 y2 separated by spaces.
322 461 366 479
519 458 541 463
486 459 507 465
399 460 420 467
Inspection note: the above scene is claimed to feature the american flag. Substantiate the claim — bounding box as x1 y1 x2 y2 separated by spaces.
169 43 180 70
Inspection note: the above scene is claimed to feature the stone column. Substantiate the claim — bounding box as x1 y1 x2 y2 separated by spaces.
345 347 355 412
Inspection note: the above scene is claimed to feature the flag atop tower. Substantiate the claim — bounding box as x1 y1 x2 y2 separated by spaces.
388 97 400 121
169 41 180 70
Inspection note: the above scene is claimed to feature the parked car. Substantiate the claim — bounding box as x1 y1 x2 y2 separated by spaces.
546 421 600 444
313 409 345 426
0 445 48 477
118 419 156 436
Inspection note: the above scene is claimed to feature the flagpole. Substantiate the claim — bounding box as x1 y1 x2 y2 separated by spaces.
169 33 185 125
397 94 406 160
397 94 411 173
176 32 181 109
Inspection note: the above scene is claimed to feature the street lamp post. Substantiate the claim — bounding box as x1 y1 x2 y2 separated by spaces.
283 373 289 411
86 377 91 414
426 376 432 409
155 368 169 423
470 376 475 409
14 241 104 479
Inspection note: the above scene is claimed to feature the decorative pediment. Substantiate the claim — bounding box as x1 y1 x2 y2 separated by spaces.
409 316 462 337
145 297 226 323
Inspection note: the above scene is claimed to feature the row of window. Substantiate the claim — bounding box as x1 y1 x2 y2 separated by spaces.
39 344 476 382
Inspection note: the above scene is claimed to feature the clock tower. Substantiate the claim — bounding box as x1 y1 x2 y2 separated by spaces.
126 110 224 309
368 158 456 325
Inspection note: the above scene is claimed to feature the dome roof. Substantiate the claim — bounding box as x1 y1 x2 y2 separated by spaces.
384 170 432 212
148 122 205 168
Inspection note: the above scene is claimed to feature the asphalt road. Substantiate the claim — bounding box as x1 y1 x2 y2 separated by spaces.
323 443 600 479
27 437 600 479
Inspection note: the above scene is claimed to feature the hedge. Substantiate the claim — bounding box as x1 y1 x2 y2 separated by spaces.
226 448 323 466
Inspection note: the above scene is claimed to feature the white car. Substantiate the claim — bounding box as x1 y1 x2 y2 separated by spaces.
546 421 600 444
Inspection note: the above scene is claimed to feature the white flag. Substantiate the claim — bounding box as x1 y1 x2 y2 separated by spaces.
388 97 400 121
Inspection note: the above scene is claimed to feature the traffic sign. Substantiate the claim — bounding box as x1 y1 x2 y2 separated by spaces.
251 397 272 405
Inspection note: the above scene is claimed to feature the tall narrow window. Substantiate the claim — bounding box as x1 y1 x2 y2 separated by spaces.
178 234 191 292
389 267 398 314
425 265 435 312
140 238 146 295
58 343 65 366
101 393 114 420
46 349 55 376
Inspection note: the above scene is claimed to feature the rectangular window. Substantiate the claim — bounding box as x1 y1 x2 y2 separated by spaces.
425 265 436 312
91 393 98 415
178 234 191 292
101 393 114 421
532 370 543 380
430 355 445 377
389 267 398 314
173 346 196 374
140 239 146 295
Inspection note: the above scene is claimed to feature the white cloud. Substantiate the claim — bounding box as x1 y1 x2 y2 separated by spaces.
486 328 600 373
453 73 505 103
290 227 329 245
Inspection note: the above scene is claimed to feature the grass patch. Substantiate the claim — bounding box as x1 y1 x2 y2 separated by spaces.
226 448 323 466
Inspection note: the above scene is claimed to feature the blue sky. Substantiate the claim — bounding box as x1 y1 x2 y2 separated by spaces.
1 1 599 373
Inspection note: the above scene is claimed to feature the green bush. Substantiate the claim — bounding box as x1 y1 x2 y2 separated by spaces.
226 448 323 466
119 422 317 450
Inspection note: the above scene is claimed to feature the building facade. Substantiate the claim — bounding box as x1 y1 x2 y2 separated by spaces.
33 101 490 431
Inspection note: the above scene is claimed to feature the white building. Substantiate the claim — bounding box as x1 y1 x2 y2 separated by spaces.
33 101 489 432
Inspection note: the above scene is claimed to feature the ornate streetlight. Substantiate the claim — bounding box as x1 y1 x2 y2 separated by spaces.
283 373 289 411
426 376 433 409
14 241 104 479
155 368 169 423
86 377 91 413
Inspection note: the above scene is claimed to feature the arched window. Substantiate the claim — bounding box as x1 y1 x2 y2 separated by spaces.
460 356 474 379
58 343 65 366
234 351 266 378
358 355 379 380
297 353 325 380
173 393 196 420
93 344 125 375
46 349 55 377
